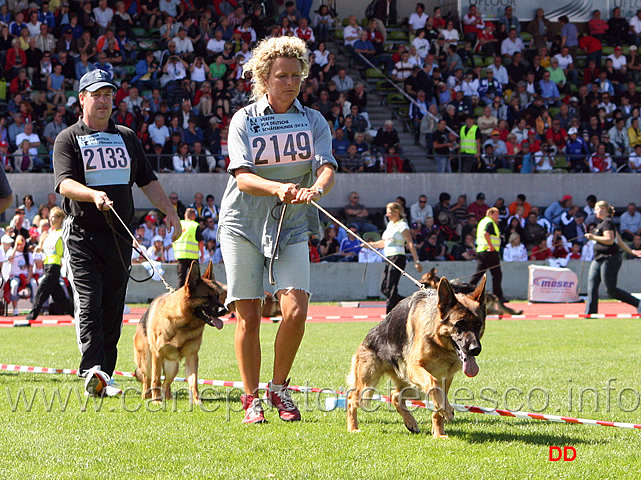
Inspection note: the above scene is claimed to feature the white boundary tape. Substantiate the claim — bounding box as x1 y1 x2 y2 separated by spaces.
2 363 640 430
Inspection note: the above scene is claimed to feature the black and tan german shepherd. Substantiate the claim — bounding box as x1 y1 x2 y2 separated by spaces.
347 275 486 438
421 268 523 316
134 261 226 404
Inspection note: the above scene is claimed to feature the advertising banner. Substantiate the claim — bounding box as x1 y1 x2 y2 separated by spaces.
528 265 580 303
459 0 610 22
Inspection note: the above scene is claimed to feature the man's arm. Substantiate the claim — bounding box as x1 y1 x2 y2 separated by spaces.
140 180 182 241
59 178 112 210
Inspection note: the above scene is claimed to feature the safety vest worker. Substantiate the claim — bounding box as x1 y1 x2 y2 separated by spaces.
174 208 205 287
476 210 502 252
460 121 479 155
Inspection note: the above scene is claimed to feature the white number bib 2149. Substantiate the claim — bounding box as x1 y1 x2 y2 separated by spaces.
77 132 131 186
247 113 314 180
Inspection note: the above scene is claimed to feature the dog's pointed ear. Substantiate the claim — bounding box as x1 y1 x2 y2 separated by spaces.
186 260 201 292
203 260 214 280
437 276 458 319
471 274 487 309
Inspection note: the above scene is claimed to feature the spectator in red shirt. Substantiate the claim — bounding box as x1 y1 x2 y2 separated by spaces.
6 39 27 80
112 100 135 129
467 192 489 221
9 69 31 96
521 130 541 153
530 239 552 260
587 10 608 42
114 79 130 107
545 119 568 149
294 18 315 47
578 33 602 69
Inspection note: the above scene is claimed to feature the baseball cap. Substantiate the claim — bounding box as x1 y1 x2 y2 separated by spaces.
0 140 7 147
561 195 573 202
477 192 486 200
1 235 13 244
568 127 578 135
631 45 638 51
152 235 163 243
66 96 77 107
64 26 72 34
491 129 500 136
615 46 622 51
528 130 536 136
569 96 579 103
145 214 157 223
78 69 117 93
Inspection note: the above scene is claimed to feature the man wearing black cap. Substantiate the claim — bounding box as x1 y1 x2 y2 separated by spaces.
56 26 78 55
53 70 182 397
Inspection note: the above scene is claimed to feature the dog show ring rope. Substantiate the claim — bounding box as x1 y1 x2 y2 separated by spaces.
3 363 639 431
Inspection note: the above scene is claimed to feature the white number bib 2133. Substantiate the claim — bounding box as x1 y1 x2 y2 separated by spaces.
77 132 131 186
247 113 314 180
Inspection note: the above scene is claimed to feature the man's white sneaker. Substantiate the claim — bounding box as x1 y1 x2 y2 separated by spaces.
84 366 110 396
103 377 122 397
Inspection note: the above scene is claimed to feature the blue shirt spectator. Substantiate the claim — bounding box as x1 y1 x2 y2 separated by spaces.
539 74 560 105
38 9 56 29
564 129 590 171
332 129 351 157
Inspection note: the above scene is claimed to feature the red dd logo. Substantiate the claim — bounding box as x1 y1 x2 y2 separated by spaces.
549 446 577 461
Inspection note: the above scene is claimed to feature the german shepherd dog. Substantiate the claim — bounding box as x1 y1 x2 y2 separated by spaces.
421 268 523 316
134 261 226 404
347 275 486 438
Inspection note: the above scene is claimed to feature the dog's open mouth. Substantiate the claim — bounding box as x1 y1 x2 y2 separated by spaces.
196 308 224 330
452 340 479 378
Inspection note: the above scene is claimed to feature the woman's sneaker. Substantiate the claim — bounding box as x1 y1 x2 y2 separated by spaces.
241 394 267 424
264 379 301 422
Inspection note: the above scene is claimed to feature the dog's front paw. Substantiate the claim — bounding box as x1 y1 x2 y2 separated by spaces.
404 418 421 434
439 404 454 422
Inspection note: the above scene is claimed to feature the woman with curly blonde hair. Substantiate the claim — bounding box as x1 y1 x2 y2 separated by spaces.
218 36 337 424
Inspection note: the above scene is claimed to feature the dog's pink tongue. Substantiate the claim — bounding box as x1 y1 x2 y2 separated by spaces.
463 356 479 377
212 318 224 330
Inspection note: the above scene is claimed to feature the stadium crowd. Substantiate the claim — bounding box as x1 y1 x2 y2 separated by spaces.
312 191 641 266
2 187 640 314
3 1 641 173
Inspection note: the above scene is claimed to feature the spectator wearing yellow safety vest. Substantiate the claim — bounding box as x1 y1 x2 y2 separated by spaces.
459 114 481 172
173 207 205 288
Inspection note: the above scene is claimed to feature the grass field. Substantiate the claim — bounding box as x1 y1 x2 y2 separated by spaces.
2 315 641 479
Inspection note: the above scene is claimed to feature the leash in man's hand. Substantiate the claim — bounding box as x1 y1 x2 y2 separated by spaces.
105 204 175 294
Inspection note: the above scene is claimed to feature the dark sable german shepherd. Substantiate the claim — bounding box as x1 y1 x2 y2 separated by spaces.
347 275 486 438
134 261 226 404
421 268 523 316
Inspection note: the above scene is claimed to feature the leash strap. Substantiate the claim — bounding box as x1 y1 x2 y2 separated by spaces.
269 202 287 286
105 205 175 293
103 210 154 284
310 200 426 291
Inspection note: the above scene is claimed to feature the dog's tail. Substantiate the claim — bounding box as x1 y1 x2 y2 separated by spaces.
134 368 144 383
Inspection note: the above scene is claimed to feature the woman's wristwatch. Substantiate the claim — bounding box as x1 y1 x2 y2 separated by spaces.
314 187 324 197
